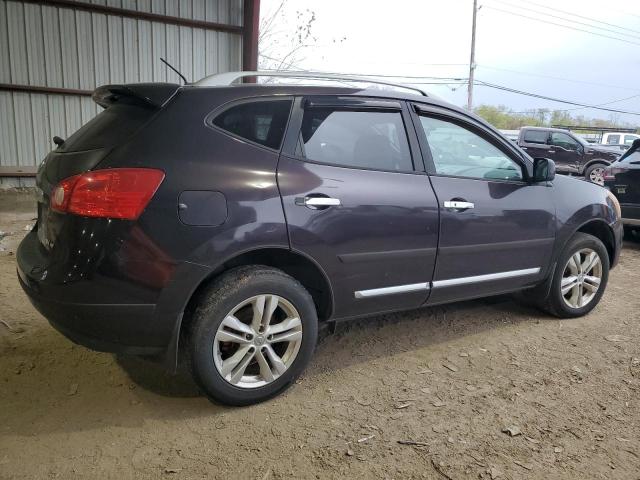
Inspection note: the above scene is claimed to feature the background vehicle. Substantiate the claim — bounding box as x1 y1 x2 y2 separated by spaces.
17 72 623 406
517 126 622 185
604 139 640 233
602 132 640 148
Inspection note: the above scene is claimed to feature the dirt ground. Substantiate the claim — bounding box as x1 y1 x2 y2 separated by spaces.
1 189 639 480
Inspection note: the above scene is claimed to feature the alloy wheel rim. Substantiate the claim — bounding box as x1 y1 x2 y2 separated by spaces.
561 248 602 309
213 294 303 389
589 167 605 186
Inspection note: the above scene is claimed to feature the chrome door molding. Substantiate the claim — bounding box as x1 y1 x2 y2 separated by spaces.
353 267 541 299
354 282 430 299
432 267 541 288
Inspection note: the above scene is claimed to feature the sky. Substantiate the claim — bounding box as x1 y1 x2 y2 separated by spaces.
259 0 640 125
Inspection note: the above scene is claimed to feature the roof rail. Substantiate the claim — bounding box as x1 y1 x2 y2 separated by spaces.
193 70 429 97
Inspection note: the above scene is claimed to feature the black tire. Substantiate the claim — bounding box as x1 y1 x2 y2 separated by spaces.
541 232 609 318
584 163 607 186
624 225 639 240
187 266 318 406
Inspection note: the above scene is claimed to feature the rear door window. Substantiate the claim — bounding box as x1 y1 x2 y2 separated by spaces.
211 99 292 150
523 130 549 144
607 134 621 144
295 108 413 171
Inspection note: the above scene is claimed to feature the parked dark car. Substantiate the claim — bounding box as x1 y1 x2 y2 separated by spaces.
517 127 622 185
17 72 623 405
604 139 640 232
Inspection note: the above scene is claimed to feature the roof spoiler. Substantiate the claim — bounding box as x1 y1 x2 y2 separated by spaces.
92 83 180 109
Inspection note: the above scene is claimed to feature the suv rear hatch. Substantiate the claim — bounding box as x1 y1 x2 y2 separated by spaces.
36 83 179 249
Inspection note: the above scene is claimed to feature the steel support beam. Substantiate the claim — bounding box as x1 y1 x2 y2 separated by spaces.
242 0 260 71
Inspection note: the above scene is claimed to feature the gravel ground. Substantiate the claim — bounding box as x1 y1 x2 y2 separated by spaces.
1 190 639 480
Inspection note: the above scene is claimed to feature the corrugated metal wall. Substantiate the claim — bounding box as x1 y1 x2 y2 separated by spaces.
0 0 243 187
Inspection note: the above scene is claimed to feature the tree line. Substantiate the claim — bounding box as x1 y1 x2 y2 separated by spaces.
473 105 639 133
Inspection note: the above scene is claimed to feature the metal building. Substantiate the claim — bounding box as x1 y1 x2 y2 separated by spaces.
0 0 259 187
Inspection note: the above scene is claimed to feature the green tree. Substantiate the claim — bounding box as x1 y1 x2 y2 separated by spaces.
474 104 638 133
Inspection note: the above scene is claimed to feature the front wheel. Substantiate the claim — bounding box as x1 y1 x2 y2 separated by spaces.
541 233 609 318
584 163 606 186
188 266 318 406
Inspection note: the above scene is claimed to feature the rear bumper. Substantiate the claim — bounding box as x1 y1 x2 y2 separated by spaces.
18 267 160 355
17 229 211 358
621 204 640 226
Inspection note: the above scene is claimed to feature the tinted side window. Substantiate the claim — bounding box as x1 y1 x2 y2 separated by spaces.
550 132 579 150
418 116 523 181
607 134 621 144
212 99 292 149
296 109 413 171
523 130 548 144
624 135 638 145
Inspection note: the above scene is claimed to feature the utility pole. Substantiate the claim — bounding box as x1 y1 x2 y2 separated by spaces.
467 0 478 111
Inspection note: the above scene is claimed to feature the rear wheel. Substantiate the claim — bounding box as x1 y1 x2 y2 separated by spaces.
585 163 606 186
188 266 318 406
540 233 609 318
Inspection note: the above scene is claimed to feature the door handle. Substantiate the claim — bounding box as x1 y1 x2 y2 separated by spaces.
295 196 341 209
444 200 474 210
548 150 556 153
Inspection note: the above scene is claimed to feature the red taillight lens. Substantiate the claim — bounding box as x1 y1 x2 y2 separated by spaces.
51 175 81 212
50 168 165 220
603 167 624 182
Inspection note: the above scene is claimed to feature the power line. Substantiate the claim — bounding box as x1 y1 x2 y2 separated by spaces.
475 79 640 115
518 0 640 36
509 93 640 114
487 0 640 41
257 54 640 115
476 64 640 92
483 6 640 47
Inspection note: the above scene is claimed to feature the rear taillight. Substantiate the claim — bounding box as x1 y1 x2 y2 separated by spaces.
603 166 624 182
50 168 165 220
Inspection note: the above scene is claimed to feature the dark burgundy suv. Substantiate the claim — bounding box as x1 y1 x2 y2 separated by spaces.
17 72 623 405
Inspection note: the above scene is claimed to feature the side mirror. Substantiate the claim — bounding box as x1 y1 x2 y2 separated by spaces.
532 158 555 182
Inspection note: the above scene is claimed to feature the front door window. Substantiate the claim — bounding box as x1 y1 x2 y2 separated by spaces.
418 116 523 181
550 132 579 152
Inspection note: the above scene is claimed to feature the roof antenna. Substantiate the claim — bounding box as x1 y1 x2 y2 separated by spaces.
160 57 188 85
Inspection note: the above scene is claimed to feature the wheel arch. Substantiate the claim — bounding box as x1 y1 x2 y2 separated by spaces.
581 158 610 175
575 219 615 265
183 247 335 327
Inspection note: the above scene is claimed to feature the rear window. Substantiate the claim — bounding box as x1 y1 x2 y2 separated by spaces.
620 150 640 163
523 130 548 144
211 99 292 150
58 103 155 152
